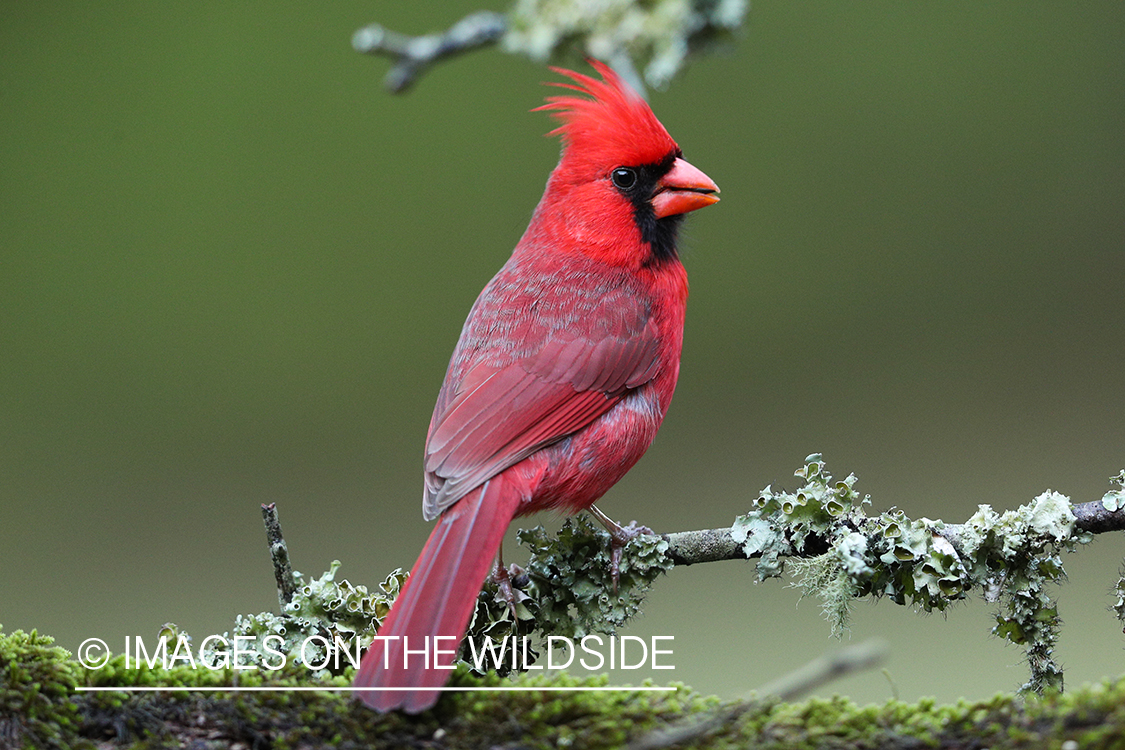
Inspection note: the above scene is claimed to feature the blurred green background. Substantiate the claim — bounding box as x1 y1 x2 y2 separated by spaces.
2 2 1122 705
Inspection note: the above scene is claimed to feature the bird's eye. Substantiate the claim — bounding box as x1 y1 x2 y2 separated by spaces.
611 167 638 191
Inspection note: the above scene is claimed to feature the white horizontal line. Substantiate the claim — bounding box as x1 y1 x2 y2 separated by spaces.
75 686 677 693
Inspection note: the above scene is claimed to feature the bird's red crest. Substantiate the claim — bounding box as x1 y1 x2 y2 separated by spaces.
535 61 679 178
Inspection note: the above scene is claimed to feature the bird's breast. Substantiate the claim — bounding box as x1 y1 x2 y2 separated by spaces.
514 384 667 517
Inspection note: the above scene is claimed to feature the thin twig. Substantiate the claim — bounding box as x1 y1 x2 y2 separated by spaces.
754 638 888 701
352 11 507 93
627 640 888 750
627 703 758 750
261 503 297 610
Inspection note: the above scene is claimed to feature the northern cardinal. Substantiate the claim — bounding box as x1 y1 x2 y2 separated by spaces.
355 61 719 712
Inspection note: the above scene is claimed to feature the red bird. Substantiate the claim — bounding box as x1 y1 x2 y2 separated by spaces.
355 61 719 713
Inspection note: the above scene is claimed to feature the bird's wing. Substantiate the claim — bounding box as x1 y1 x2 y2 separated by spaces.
422 275 661 520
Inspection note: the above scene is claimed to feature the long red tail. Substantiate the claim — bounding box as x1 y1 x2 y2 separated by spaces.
354 476 522 712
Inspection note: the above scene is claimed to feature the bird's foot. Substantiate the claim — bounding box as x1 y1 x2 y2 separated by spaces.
588 504 655 592
491 562 529 623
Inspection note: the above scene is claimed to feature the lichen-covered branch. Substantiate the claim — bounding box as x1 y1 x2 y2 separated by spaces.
243 460 1124 693
663 496 1125 567
352 0 749 94
192 561 403 674
261 502 297 608
663 526 744 565
703 455 1125 695
496 457 1121 696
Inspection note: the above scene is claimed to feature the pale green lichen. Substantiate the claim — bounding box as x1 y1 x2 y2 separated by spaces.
517 516 673 639
731 511 790 579
788 554 860 637
1102 470 1125 512
963 490 1083 693
731 454 1096 694
184 561 404 675
732 456 871 584
454 516 674 673
504 0 748 88
145 519 664 683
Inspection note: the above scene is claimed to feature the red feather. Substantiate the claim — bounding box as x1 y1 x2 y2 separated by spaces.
353 475 525 713
355 61 717 713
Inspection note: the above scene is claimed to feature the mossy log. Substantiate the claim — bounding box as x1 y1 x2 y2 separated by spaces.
4 628 1124 750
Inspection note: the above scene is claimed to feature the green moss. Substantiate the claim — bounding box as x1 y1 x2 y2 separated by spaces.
0 627 88 749
6 622 1123 748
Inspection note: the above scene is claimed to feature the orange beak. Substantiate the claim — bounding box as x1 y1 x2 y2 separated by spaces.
651 157 720 219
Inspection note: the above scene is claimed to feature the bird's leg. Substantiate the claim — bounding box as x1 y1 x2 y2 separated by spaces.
587 504 655 591
491 543 521 623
